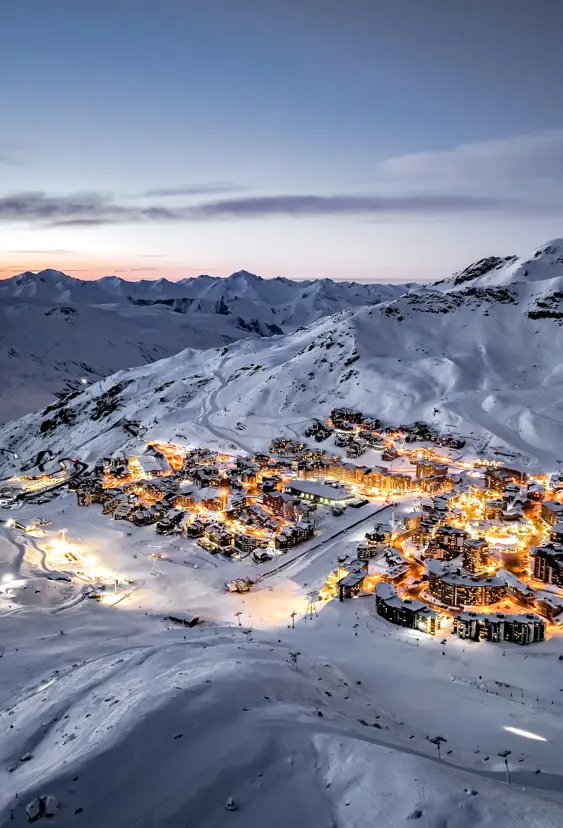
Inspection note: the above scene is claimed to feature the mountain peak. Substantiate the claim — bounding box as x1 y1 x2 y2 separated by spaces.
228 270 262 281
531 238 563 262
36 268 74 281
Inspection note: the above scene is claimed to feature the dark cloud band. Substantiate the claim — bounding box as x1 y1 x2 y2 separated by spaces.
0 189 551 228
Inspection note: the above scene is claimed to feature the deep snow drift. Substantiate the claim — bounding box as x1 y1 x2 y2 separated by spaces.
0 268 406 422
4 240 563 472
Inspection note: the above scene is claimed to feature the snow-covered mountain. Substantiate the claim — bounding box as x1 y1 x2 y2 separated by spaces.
0 269 409 423
3 238 563 472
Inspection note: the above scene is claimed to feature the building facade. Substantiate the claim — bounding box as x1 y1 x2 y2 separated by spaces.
453 611 545 644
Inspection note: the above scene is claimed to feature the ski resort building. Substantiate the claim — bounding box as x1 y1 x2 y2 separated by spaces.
285 479 353 505
128 453 170 479
462 538 490 573
532 544 563 586
453 611 545 644
375 582 441 634
337 570 366 600
541 501 563 526
425 525 470 560
427 561 507 607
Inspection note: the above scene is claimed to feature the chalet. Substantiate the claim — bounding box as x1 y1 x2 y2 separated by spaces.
270 438 305 456
224 495 247 518
252 549 273 564
113 501 135 521
248 504 270 525
192 467 218 488
356 541 377 560
102 493 128 515
274 521 313 551
76 480 105 507
131 506 161 526
503 483 520 503
294 520 314 543
171 489 195 509
195 487 223 512
156 510 184 534
274 527 295 551
331 407 363 428
345 440 366 459
187 519 205 538
204 523 233 548
233 533 269 554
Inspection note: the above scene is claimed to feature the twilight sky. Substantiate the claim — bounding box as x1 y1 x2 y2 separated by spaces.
2 0 563 282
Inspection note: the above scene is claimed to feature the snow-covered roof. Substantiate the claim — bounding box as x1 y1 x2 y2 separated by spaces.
338 571 366 588
457 610 543 625
136 454 170 473
376 581 396 600
426 560 505 587
287 479 352 501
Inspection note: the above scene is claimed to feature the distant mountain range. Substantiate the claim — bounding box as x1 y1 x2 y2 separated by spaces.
0 268 408 423
3 239 563 473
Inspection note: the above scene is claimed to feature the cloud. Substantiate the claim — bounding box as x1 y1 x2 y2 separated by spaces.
7 248 78 255
0 166 561 231
377 129 563 200
138 183 244 197
0 189 547 229
187 193 511 218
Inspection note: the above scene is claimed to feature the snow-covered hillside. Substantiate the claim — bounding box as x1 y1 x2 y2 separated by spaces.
2 493 563 827
0 269 407 423
3 239 563 472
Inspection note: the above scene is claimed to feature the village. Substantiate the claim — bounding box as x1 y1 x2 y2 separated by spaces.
3 406 563 646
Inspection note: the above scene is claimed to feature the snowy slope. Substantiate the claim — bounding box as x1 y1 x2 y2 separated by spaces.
3 240 563 471
2 495 563 828
0 269 408 423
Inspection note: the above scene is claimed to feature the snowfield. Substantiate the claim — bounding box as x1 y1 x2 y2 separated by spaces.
1 495 563 827
0 268 406 423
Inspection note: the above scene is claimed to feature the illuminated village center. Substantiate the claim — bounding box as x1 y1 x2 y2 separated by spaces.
2 407 563 644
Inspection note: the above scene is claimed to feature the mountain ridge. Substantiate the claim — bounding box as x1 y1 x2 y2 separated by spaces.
3 238 563 472
0 268 410 423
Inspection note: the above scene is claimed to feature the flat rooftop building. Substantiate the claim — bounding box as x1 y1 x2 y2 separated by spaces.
285 479 353 504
